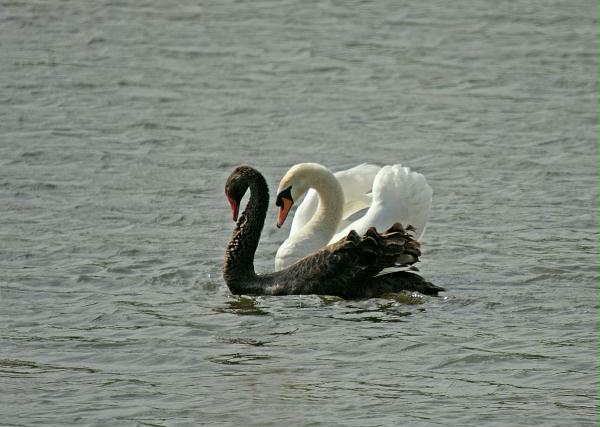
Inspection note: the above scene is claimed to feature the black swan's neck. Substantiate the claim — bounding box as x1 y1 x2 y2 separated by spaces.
223 171 270 293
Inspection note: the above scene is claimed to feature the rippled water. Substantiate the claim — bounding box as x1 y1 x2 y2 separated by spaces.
1 1 598 426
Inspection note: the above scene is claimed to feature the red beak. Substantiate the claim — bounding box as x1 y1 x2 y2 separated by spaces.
227 195 239 222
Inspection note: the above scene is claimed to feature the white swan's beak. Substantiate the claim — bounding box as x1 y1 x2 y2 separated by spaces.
275 186 294 228
276 197 293 228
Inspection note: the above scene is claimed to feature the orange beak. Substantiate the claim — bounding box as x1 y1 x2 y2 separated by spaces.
277 197 293 228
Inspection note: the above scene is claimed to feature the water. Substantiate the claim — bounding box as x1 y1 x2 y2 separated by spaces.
1 0 598 425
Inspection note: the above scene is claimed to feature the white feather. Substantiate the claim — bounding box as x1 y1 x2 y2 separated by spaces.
289 163 380 236
330 165 432 243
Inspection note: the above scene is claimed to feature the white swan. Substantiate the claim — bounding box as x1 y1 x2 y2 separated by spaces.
274 163 432 271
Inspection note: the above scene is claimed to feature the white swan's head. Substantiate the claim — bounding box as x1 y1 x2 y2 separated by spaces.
275 163 334 228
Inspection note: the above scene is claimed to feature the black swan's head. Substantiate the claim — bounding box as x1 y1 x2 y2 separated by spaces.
225 166 256 221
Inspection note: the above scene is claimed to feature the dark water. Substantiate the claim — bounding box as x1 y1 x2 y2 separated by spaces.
1 1 598 426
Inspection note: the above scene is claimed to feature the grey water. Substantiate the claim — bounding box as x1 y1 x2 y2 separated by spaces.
1 0 598 426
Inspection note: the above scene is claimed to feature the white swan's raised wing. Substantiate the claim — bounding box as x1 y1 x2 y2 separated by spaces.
329 165 432 243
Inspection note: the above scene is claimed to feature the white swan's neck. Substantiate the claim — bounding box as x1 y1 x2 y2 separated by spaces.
300 168 344 239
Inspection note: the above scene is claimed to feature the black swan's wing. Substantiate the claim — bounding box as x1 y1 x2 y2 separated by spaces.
266 223 429 298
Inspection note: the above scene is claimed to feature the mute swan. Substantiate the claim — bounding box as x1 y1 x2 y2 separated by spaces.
275 163 432 271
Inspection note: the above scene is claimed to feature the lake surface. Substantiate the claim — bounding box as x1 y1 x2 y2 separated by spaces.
1 0 598 426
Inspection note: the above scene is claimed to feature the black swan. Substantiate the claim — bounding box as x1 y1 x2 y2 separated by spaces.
223 165 443 298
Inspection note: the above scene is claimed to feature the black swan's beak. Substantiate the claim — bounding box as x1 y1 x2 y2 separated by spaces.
227 195 239 222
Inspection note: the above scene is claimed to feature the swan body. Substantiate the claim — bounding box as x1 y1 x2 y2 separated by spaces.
275 163 432 270
223 165 443 298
